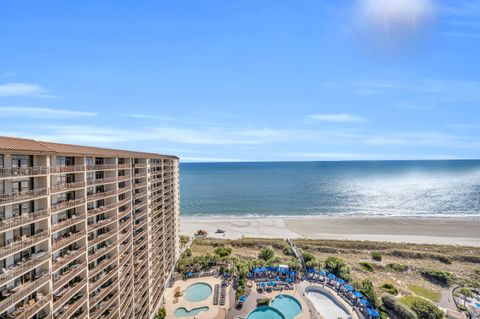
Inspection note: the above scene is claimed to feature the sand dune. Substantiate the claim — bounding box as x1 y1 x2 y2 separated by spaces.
180 216 480 246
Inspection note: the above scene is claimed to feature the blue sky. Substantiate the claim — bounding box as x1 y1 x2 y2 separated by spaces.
1 0 479 162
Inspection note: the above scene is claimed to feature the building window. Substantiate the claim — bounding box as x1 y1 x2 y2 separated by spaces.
86 157 93 165
11 155 30 168
56 156 75 166
0 154 3 168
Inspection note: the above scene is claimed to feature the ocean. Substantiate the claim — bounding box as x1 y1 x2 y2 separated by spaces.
179 160 480 217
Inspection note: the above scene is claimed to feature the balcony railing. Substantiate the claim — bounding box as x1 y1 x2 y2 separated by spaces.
0 231 49 259
53 250 86 272
52 165 85 173
52 231 86 252
87 177 117 186
53 264 86 292
88 231 116 249
16 296 50 319
55 293 87 319
0 252 48 286
88 240 117 263
51 181 85 194
0 166 48 178
0 208 49 233
117 163 131 169
87 202 117 217
90 266 117 291
0 272 49 312
86 164 117 171
51 214 86 233
0 188 48 205
53 279 87 311
51 198 86 213
117 175 131 182
87 189 116 201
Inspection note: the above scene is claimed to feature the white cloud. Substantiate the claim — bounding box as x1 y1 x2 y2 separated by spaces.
308 113 365 123
0 83 51 97
0 107 96 118
127 113 177 121
364 132 480 148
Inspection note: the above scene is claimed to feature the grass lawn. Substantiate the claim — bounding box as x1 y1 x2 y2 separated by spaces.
400 295 420 307
408 284 441 303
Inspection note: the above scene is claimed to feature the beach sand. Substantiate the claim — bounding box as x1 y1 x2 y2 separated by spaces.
180 216 480 247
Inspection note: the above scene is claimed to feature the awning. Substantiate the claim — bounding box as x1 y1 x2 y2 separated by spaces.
367 308 380 317
353 291 364 298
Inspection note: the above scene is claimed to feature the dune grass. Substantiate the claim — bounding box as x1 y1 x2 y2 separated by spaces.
408 284 441 302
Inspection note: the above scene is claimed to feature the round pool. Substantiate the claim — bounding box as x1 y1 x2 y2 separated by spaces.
183 283 212 302
174 306 209 317
270 295 302 319
247 306 285 319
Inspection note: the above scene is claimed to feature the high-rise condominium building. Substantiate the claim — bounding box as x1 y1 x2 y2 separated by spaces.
0 136 180 319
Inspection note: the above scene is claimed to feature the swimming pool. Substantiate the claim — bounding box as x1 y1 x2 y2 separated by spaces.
174 306 209 317
305 289 349 319
270 295 302 319
247 306 285 319
183 283 212 302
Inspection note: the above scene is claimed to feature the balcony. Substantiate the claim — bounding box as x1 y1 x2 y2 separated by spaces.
0 272 49 312
87 177 117 186
53 264 86 292
0 208 49 233
133 163 146 168
0 252 48 286
87 202 117 217
51 214 85 233
51 181 85 194
91 291 118 319
0 231 49 259
0 188 48 205
51 198 86 213
117 163 131 169
88 240 117 262
0 166 48 178
88 255 117 279
53 278 87 311
53 250 85 272
52 165 85 173
52 231 86 252
88 231 116 249
55 293 87 319
86 164 117 171
117 175 131 182
90 266 117 291
9 294 50 319
87 189 116 201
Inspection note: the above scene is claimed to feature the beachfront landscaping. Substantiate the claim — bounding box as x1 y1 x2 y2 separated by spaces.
164 236 480 319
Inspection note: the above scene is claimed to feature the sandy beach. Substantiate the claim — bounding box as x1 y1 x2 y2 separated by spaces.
180 216 480 247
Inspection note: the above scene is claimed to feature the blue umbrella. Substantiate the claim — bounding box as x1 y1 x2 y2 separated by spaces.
253 268 260 273
337 279 346 285
308 268 315 273
360 299 370 306
327 274 336 280
286 278 292 283
275 276 280 281
290 271 296 276
353 291 364 298
344 285 354 292
239 296 246 303
259 267 267 272
367 308 380 318
186 272 193 277
269 281 276 286
260 282 267 288
318 270 326 276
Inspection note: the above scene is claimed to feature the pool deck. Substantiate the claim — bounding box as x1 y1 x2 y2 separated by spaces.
164 277 228 319
227 282 311 319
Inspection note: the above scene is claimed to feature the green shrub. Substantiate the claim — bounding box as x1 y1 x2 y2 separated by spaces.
259 247 275 261
372 252 382 261
387 263 409 272
360 262 374 272
357 279 380 307
214 246 232 257
156 308 166 319
420 268 454 286
382 294 417 319
411 298 445 319
325 256 351 281
282 246 293 256
380 283 398 295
